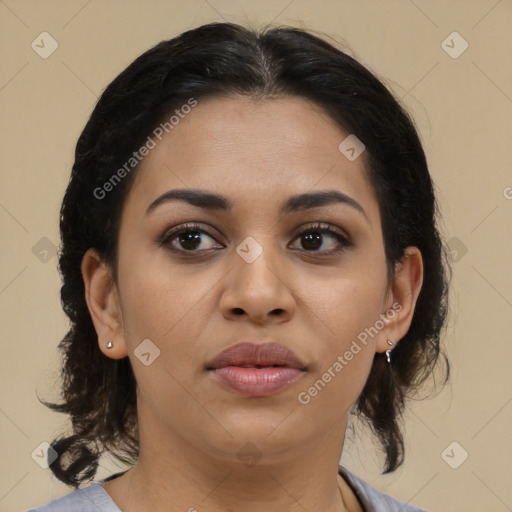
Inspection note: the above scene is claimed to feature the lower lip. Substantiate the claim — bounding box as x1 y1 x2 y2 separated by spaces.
209 366 304 397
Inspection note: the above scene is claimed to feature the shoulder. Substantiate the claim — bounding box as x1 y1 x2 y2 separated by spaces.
338 465 429 512
27 482 121 512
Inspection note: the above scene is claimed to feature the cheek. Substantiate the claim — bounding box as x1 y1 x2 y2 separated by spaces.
117 246 213 341
118 265 210 415
296 281 380 416
117 252 219 400
308 268 386 343
298 270 385 399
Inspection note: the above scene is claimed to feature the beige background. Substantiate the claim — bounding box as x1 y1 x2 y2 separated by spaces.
1 1 511 511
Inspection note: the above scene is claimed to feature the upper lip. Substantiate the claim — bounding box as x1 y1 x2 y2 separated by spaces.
206 342 307 371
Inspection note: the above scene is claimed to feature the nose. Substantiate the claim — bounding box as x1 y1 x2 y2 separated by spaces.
219 243 296 325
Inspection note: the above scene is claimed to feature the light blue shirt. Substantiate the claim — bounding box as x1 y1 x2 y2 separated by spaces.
27 465 428 511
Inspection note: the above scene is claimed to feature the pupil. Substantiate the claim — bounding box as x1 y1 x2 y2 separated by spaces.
180 231 201 250
302 232 322 250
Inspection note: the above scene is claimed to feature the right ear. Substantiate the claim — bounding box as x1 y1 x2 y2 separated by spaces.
81 248 128 360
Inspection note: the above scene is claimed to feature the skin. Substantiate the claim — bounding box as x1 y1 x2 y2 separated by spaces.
82 94 423 512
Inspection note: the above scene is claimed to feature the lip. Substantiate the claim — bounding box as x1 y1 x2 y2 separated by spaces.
206 341 307 397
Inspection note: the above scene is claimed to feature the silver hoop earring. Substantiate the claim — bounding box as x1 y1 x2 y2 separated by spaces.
386 339 393 364
106 341 113 349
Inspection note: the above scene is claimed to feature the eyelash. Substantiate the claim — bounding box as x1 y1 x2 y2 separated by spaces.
159 221 352 257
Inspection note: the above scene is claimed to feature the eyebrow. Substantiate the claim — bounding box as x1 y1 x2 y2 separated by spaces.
145 188 370 224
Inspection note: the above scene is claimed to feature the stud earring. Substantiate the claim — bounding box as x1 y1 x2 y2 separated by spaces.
386 340 393 364
106 341 113 349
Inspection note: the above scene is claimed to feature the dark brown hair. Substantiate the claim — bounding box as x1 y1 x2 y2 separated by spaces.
40 21 450 487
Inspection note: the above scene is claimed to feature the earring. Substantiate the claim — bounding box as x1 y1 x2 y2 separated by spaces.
386 340 393 363
106 341 113 349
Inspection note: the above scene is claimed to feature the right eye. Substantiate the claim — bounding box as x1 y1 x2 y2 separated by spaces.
159 223 224 254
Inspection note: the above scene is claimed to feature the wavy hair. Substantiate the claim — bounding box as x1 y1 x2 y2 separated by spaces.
39 21 451 487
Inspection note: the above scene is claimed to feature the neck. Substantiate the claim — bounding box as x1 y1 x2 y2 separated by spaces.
103 411 353 511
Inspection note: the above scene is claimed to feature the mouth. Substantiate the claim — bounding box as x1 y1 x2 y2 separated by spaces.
206 341 307 397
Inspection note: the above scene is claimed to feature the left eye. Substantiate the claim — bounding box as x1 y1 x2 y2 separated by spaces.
289 223 351 254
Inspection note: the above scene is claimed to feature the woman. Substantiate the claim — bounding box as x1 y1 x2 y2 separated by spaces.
29 21 450 512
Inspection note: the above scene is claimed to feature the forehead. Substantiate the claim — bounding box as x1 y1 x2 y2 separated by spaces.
123 94 378 220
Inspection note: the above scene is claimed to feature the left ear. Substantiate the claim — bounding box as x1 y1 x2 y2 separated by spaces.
376 246 424 354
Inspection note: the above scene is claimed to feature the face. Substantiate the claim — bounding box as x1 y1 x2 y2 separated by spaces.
90 95 412 466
